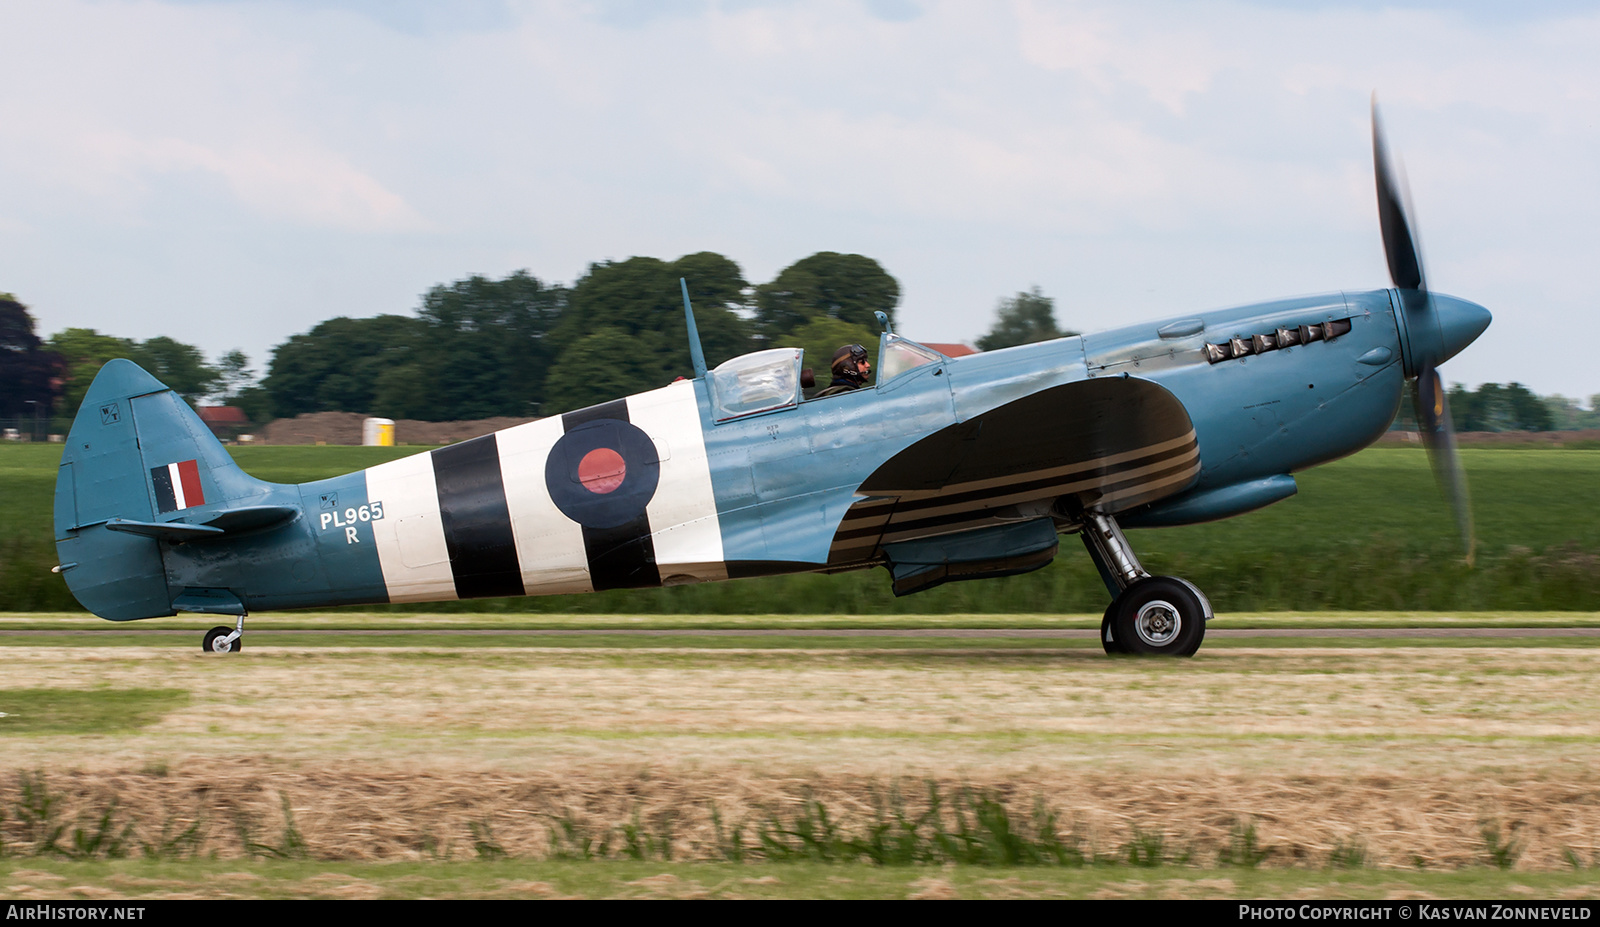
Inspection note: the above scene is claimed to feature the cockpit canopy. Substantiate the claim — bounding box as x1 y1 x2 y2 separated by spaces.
707 335 948 422
710 347 803 422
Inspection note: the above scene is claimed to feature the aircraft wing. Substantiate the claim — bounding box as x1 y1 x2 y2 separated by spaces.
829 377 1199 563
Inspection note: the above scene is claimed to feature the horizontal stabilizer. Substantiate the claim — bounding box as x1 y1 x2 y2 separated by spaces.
103 518 225 540
98 504 300 541
198 505 299 532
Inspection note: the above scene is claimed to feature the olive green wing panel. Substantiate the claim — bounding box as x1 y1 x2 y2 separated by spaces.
832 378 1199 561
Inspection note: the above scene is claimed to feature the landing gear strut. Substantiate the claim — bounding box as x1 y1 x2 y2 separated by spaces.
1081 512 1211 657
202 614 245 654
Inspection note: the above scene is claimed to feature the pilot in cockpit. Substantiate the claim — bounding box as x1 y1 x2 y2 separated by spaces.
815 344 872 397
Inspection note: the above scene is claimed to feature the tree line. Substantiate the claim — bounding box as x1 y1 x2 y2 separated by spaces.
11 267 1589 433
1390 381 1597 433
7 252 1067 428
256 250 919 422
3 253 902 427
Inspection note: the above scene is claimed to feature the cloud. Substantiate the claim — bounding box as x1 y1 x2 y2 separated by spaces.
2 0 1598 396
86 132 427 232
0 0 426 232
1016 1 1227 114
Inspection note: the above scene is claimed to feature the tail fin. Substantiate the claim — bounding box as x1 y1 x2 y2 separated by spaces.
54 360 275 620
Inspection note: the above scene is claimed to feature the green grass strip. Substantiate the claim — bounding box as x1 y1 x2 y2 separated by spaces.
3 859 1599 899
0 689 189 735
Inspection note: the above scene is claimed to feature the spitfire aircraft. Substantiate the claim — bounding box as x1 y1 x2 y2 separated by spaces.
51 102 1490 657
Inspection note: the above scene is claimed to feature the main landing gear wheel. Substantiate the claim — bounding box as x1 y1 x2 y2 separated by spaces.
1080 514 1211 657
1111 576 1207 658
202 626 241 654
1100 600 1126 655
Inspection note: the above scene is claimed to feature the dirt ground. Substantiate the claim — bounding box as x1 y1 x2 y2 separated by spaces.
4 641 1600 868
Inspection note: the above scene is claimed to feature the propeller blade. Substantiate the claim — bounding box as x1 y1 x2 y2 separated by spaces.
1414 363 1475 566
1376 94 1473 564
1372 95 1425 292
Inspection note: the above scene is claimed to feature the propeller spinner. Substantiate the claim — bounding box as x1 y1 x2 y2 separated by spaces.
1372 95 1491 565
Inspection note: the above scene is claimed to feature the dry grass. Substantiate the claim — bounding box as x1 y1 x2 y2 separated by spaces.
1 760 1598 870
3 641 1600 869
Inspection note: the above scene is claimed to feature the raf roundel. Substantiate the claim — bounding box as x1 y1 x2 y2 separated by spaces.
544 419 661 529
577 448 627 494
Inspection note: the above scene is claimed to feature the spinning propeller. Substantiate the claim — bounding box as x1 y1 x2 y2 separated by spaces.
1372 95 1488 565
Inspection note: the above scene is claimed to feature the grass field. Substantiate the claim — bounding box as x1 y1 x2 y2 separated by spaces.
4 443 1599 612
4 620 1600 898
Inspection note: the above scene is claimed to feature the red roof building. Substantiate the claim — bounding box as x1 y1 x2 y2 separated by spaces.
197 406 251 438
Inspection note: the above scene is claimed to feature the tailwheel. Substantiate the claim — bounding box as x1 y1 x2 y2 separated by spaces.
1111 576 1209 657
202 625 242 654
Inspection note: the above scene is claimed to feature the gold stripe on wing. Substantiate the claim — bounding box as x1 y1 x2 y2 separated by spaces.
1090 459 1204 512
835 502 896 529
828 497 898 562
826 542 881 563
872 458 1201 547
885 432 1198 502
880 443 1200 526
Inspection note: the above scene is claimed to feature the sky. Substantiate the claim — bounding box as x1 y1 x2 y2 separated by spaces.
3 0 1597 400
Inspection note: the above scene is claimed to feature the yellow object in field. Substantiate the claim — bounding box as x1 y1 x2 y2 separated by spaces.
363 418 396 447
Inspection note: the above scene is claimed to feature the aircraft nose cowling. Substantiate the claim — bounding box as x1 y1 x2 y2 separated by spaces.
1397 290 1492 374
1431 293 1492 364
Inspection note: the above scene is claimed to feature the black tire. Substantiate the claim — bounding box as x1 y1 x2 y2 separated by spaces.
1174 577 1212 657
202 626 240 653
1111 576 1207 657
1100 601 1126 655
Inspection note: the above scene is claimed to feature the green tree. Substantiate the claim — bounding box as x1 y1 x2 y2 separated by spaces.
976 286 1075 352
47 328 147 429
1503 382 1553 431
262 315 423 419
213 349 255 401
210 349 275 426
139 336 221 405
675 251 752 318
370 361 432 420
1447 382 1553 432
399 271 566 420
671 252 756 368
754 252 899 340
546 254 755 411
45 328 220 426
1538 395 1600 431
1447 383 1483 430
230 386 274 426
0 296 61 422
542 327 676 414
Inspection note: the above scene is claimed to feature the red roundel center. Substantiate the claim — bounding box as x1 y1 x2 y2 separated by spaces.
577 448 627 494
